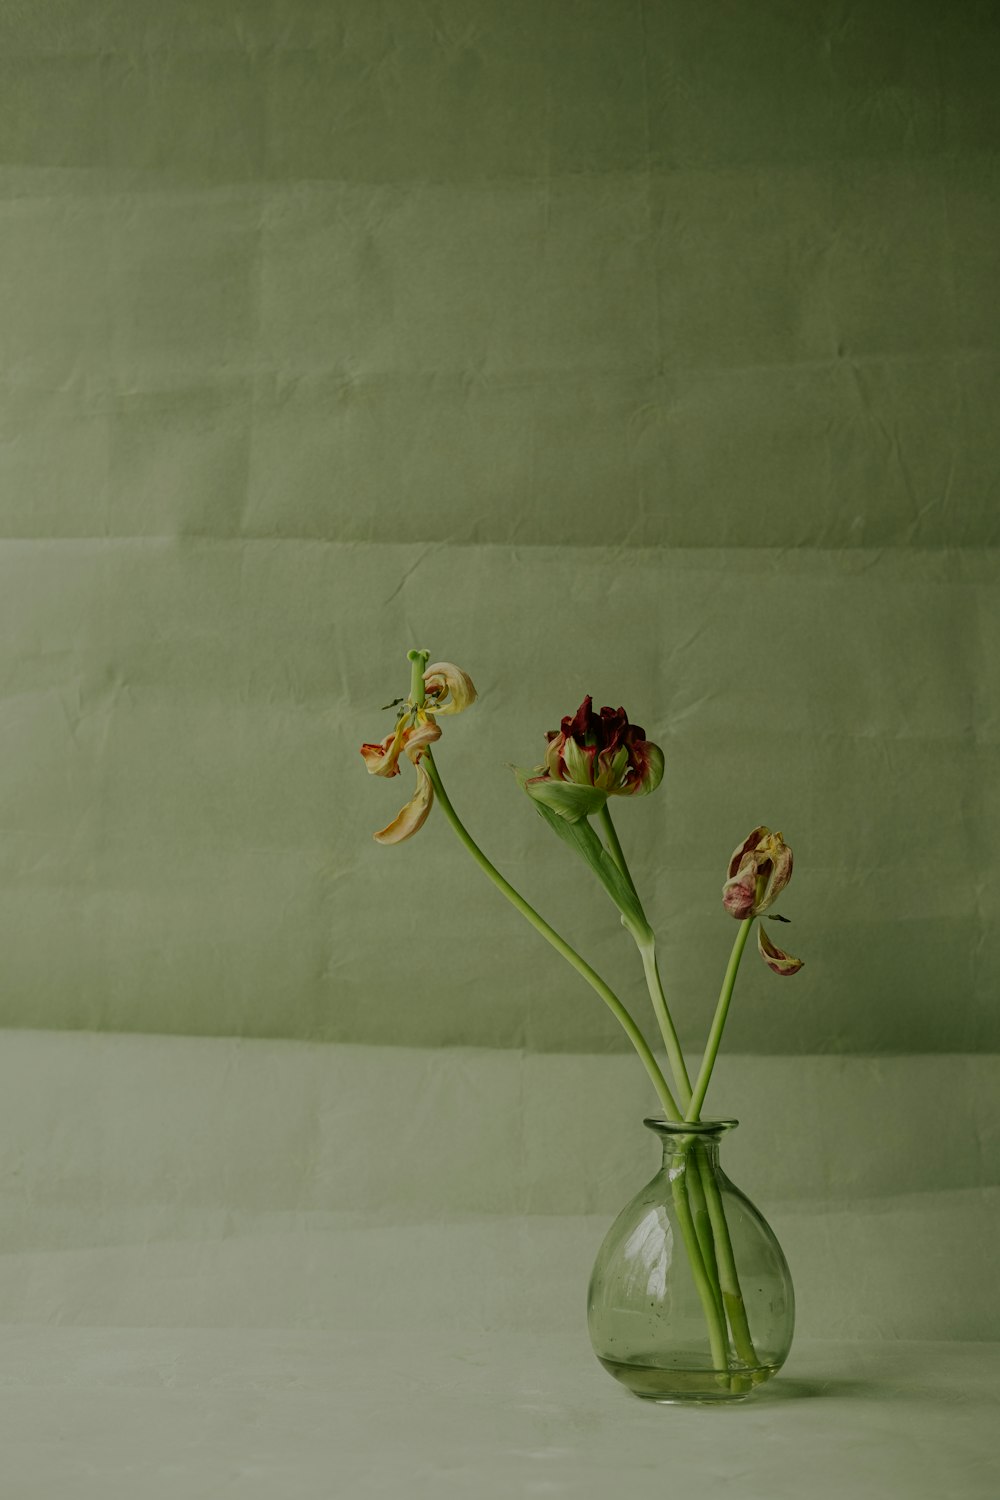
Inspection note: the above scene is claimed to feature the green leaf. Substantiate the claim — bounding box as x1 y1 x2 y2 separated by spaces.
513 765 607 822
510 764 652 941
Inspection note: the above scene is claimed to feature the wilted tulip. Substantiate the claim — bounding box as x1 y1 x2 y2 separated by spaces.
722 825 803 975
722 826 793 918
360 660 476 844
521 695 664 822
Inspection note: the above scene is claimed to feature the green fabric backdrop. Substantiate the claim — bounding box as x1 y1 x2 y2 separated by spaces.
0 0 997 1357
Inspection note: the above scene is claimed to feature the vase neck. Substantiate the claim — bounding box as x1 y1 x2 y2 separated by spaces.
659 1136 721 1170
643 1117 736 1171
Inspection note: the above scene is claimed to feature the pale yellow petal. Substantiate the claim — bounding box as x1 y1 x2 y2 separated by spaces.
373 761 434 844
359 718 409 778
422 662 477 715
404 717 442 758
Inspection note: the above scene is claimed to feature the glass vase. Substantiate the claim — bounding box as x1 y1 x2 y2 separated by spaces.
587 1118 794 1403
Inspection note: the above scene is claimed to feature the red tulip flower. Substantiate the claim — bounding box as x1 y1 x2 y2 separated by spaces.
522 695 664 822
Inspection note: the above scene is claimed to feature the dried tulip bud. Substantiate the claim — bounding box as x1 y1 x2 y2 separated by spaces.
722 826 793 918
722 825 803 975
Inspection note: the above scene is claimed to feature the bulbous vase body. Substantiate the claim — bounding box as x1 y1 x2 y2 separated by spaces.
587 1119 794 1403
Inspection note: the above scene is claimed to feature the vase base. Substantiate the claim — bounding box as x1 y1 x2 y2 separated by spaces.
597 1355 779 1403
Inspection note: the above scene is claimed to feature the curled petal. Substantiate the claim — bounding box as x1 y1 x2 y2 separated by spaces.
727 826 769 880
403 717 442 759
754 834 793 914
360 719 409 778
373 761 434 845
618 737 664 797
423 662 477 715
542 733 567 781
758 923 804 976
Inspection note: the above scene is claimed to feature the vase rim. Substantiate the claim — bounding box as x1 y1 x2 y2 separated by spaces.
642 1116 738 1136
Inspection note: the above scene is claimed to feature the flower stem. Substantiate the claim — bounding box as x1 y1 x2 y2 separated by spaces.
685 1146 726 1327
422 749 681 1121
637 943 693 1111
597 805 693 1110
407 648 429 707
686 917 753 1122
670 1150 731 1378
695 1151 760 1372
684 917 761 1378
596 803 634 894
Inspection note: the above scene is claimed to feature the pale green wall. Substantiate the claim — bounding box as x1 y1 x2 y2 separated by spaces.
0 1 996 1056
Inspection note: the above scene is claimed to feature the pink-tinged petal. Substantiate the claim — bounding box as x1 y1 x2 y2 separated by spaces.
422 662 477 715
758 923 804 975
723 867 757 919
360 720 409 778
727 826 770 880
373 761 434 844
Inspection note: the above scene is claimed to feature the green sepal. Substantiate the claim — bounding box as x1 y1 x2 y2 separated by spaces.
510 765 652 942
514 766 608 822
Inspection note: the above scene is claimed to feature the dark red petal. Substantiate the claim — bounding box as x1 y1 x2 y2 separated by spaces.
564 695 593 742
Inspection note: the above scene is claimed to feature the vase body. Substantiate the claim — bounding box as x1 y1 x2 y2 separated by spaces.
587 1119 794 1403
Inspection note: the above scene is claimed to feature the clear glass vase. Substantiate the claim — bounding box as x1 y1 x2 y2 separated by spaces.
587 1118 794 1403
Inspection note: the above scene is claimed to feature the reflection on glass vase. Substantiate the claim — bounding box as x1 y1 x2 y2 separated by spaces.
587 1119 794 1403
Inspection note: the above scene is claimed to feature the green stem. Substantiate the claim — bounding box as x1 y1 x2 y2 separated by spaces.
695 1151 760 1373
597 804 733 1372
407 648 429 707
422 749 681 1122
683 914 761 1381
685 1147 725 1329
596 803 635 895
670 1149 731 1378
686 917 753 1122
597 806 693 1111
638 943 693 1111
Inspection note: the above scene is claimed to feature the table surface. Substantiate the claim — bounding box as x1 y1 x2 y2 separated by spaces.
0 1327 996 1499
